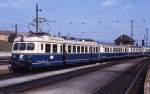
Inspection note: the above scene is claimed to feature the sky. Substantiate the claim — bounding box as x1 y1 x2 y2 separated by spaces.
0 0 149 44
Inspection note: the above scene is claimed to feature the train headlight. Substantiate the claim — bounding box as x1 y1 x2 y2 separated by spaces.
28 55 32 59
12 55 16 59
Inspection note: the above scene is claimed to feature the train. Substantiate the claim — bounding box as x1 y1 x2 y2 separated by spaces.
10 32 150 71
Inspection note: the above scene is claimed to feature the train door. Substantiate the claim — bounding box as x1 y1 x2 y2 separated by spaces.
90 46 93 63
63 44 67 65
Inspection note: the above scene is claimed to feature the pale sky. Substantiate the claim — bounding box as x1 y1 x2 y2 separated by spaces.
0 0 149 43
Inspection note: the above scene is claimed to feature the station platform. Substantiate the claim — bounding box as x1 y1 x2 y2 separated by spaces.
0 52 11 57
0 65 10 74
144 65 150 94
0 52 11 65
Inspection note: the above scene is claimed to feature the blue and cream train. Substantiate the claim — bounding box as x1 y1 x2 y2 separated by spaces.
10 34 150 71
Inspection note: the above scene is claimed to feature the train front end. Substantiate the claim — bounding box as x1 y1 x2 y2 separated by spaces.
10 36 45 71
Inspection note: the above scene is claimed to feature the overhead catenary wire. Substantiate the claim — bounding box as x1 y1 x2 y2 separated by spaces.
122 0 144 29
79 0 101 14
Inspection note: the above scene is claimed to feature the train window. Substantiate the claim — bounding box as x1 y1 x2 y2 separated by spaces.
108 48 110 52
53 44 57 53
41 44 43 50
96 47 98 53
13 43 19 50
105 48 107 52
68 45 72 53
125 48 127 52
81 46 84 53
77 46 80 53
85 46 87 53
73 46 76 53
117 48 119 52
45 44 51 53
27 43 35 50
106 48 109 52
113 48 115 52
89 46 92 52
116 48 118 52
110 48 112 52
19 43 26 50
60 45 63 53
98 47 100 52
93 47 96 53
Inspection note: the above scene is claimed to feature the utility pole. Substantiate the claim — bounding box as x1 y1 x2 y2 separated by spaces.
36 4 39 33
15 24 18 37
131 19 133 39
146 28 149 46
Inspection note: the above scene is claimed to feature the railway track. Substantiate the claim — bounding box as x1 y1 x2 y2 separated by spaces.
0 57 148 94
93 58 149 94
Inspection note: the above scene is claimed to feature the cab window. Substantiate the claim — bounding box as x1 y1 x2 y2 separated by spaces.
13 43 19 50
19 43 26 50
27 43 35 50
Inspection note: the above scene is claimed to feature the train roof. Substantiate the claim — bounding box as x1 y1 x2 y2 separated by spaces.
14 35 98 46
13 32 146 48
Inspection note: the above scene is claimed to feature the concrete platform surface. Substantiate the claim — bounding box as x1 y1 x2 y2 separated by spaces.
20 62 136 94
0 62 111 88
0 52 11 57
0 65 10 74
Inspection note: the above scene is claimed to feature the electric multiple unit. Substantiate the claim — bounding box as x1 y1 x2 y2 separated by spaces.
10 34 150 71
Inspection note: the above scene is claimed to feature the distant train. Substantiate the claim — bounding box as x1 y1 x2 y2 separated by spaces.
10 33 150 71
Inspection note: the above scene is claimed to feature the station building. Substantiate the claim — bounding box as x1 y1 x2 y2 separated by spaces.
114 34 135 46
0 30 17 43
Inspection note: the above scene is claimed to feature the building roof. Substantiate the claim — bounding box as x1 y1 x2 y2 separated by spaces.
114 34 134 45
0 30 16 35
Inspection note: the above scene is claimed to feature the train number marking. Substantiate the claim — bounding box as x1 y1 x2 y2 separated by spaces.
50 56 54 59
20 54 24 59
